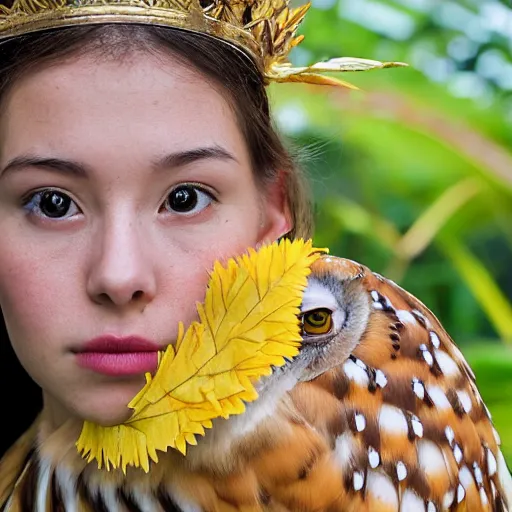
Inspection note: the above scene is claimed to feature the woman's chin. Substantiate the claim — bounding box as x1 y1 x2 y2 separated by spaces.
85 406 134 426
68 379 146 426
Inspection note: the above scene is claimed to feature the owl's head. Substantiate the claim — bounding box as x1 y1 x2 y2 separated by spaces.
296 255 372 380
256 255 372 396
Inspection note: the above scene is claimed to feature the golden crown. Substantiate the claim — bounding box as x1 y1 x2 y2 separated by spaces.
0 0 406 87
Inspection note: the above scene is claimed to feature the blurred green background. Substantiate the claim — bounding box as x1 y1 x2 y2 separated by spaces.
269 0 512 465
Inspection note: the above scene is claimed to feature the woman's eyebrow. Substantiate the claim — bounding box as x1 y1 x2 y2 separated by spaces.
0 156 89 178
0 145 238 179
153 145 238 171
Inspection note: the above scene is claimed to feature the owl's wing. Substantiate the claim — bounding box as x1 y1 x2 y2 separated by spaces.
288 259 512 512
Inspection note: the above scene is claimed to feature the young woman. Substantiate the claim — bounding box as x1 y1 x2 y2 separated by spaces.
0 22 312 451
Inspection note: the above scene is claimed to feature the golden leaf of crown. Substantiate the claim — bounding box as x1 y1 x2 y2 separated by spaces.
0 0 407 87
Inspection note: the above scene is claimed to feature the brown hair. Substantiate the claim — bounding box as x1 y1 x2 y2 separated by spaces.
0 24 313 238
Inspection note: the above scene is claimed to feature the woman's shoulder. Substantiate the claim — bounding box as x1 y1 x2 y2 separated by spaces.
0 416 40 508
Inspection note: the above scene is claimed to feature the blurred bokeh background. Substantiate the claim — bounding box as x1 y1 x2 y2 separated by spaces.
269 0 512 465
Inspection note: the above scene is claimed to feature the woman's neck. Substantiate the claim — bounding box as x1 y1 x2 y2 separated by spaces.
41 391 79 434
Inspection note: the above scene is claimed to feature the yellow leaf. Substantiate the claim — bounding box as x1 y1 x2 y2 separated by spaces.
76 239 325 472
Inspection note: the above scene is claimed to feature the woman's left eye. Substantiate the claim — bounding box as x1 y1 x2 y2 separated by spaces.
160 184 215 216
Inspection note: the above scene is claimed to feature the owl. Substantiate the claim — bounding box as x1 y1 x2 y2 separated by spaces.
1 254 511 511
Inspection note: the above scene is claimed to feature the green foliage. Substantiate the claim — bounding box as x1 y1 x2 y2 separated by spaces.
271 0 512 465
465 343 512 465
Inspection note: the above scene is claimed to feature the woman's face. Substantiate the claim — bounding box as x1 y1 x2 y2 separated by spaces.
0 49 289 427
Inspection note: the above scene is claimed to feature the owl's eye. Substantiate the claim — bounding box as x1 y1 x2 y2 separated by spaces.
302 309 333 335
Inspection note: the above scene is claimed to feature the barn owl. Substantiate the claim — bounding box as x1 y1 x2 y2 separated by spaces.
1 254 511 511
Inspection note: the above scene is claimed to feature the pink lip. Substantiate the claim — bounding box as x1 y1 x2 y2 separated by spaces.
75 335 161 376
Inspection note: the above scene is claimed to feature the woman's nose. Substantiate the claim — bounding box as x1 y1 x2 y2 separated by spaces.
86 218 157 309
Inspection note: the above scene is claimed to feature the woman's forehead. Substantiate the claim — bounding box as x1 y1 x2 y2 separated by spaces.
0 51 249 169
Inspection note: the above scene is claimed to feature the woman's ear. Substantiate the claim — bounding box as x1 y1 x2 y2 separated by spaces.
257 171 292 243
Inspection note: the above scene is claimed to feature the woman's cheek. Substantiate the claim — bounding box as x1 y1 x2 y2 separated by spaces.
154 219 261 320
0 236 78 345
179 204 261 251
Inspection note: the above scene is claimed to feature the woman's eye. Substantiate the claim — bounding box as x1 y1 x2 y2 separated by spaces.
22 189 80 220
161 185 214 215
